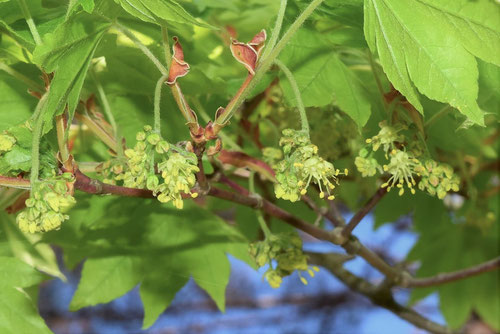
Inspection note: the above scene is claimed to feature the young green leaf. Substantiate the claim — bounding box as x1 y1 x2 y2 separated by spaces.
47 196 249 328
33 12 110 127
0 252 50 334
279 29 371 128
364 0 486 125
113 0 214 28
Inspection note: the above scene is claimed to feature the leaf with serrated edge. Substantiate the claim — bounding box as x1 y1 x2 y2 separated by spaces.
364 0 485 125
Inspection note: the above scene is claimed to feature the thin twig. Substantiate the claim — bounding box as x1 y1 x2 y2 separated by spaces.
74 113 118 152
16 0 42 45
406 256 500 288
260 0 287 61
194 145 209 194
0 63 44 92
161 24 172 72
91 69 118 138
73 169 155 198
208 186 334 241
342 187 387 238
275 59 309 135
307 252 454 334
301 195 344 227
29 94 48 186
215 0 326 128
114 22 168 76
154 74 169 133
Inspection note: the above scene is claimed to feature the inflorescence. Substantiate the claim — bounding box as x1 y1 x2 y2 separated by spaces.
249 232 319 288
356 121 460 199
98 125 199 209
273 129 347 202
16 173 76 233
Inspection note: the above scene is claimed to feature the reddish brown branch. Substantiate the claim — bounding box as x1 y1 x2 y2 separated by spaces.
406 256 500 288
208 186 334 242
301 195 344 227
73 170 155 198
342 187 387 238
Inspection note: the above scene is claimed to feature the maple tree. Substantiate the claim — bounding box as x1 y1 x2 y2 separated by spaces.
0 0 499 333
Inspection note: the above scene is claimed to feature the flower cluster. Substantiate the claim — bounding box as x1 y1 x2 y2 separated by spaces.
381 150 420 196
16 173 76 233
116 126 170 189
274 129 347 202
356 122 460 199
0 133 16 153
365 121 404 154
153 152 199 209
354 155 379 177
249 232 319 288
104 125 199 209
416 160 460 199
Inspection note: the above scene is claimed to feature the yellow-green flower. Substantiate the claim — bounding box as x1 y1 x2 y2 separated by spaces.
16 174 76 233
155 152 199 209
355 156 379 177
274 129 346 202
417 159 460 199
381 150 421 196
0 133 16 153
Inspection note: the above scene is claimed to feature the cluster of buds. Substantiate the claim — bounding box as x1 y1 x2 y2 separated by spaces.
249 232 319 288
0 133 16 154
274 129 347 202
416 159 460 199
153 152 199 209
356 122 460 199
354 155 379 177
16 173 76 233
117 126 170 189
110 125 199 209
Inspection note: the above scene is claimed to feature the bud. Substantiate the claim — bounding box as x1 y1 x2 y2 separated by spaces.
0 133 16 153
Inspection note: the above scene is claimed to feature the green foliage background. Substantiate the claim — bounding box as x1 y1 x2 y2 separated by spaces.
0 0 499 332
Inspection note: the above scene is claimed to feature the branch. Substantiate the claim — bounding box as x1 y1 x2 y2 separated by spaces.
207 185 402 281
214 0 325 129
307 252 454 334
342 187 387 238
72 169 154 198
193 144 209 194
208 186 333 241
0 176 31 189
301 195 344 227
406 256 500 288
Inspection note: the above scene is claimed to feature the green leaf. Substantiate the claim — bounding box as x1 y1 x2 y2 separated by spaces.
414 0 500 67
33 12 110 128
67 0 95 17
408 195 500 330
0 256 45 288
364 0 485 125
113 0 213 28
279 29 371 128
0 232 51 334
0 73 36 131
46 195 249 328
320 0 364 29
70 256 143 311
0 287 52 334
477 60 500 114
0 213 65 281
139 272 188 329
